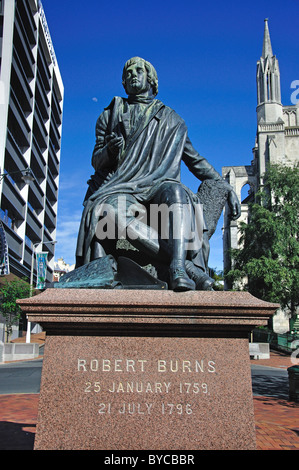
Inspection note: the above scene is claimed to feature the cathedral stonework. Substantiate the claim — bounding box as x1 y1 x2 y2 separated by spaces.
222 19 299 330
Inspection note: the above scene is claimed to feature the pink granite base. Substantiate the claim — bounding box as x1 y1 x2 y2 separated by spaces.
18 289 278 450
35 335 255 450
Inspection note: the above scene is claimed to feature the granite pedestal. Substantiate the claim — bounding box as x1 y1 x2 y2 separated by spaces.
18 289 278 450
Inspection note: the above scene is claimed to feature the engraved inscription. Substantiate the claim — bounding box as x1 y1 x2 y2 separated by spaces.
78 358 148 372
97 402 193 415
78 358 216 373
108 381 171 393
77 357 216 416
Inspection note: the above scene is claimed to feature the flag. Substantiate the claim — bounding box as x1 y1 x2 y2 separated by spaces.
36 251 48 289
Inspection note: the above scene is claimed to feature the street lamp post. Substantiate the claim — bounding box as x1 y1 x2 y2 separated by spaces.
26 240 57 343
0 167 35 184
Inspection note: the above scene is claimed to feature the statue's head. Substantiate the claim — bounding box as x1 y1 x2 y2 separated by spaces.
122 57 158 96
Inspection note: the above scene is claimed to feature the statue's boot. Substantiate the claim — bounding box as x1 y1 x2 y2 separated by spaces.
167 202 195 292
185 260 214 291
169 260 195 292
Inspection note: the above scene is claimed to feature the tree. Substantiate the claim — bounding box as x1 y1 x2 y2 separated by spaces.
0 278 31 342
226 163 299 319
209 268 224 291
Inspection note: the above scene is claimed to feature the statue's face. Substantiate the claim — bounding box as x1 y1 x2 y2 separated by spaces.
123 60 150 95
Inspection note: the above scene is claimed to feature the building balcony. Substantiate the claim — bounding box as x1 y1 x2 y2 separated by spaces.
26 206 43 240
2 178 26 221
43 225 51 244
2 222 23 260
36 73 50 120
16 0 37 47
13 15 35 79
23 242 33 270
44 200 56 231
50 119 61 150
5 129 29 173
11 50 33 113
33 106 48 150
28 179 44 212
37 44 51 93
31 136 47 180
8 89 31 149
42 239 56 257
46 170 58 203
48 140 59 176
51 90 62 126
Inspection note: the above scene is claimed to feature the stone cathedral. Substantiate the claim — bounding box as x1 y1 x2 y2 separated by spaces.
222 19 299 331
222 19 299 276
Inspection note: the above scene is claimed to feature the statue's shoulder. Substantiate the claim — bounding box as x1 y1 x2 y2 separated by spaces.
96 97 125 125
104 96 126 110
157 101 185 124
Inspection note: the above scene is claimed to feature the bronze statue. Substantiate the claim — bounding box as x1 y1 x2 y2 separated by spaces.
74 57 241 291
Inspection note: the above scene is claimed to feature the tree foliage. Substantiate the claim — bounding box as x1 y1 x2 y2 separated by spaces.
209 268 224 291
226 163 299 316
0 278 31 341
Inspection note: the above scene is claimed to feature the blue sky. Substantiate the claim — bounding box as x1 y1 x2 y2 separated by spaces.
42 0 298 270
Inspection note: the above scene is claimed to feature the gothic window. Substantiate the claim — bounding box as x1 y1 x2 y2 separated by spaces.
267 73 271 101
241 183 253 204
283 110 297 127
289 111 296 127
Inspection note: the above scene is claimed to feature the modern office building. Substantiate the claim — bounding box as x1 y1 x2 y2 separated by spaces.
0 0 64 290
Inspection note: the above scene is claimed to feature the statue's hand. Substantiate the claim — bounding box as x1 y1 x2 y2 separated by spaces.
228 190 241 220
106 132 124 156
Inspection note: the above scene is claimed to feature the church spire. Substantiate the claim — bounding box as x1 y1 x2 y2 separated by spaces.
262 18 273 58
256 18 282 119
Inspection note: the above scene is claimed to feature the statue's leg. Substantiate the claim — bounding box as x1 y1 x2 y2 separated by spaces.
97 194 170 261
126 221 169 260
108 191 194 290
154 183 195 291
156 184 214 291
201 232 210 272
90 236 106 260
91 192 213 290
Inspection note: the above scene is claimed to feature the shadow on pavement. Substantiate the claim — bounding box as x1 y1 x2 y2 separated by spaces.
0 421 35 450
252 374 289 400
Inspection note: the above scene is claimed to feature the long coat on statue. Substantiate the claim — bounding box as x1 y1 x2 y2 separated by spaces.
75 96 222 267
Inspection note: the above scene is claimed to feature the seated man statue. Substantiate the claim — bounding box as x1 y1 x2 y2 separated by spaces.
75 57 240 291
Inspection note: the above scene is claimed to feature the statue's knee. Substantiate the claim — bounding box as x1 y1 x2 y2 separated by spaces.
159 183 188 205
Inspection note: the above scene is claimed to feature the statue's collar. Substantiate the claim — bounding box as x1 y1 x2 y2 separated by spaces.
127 93 155 105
